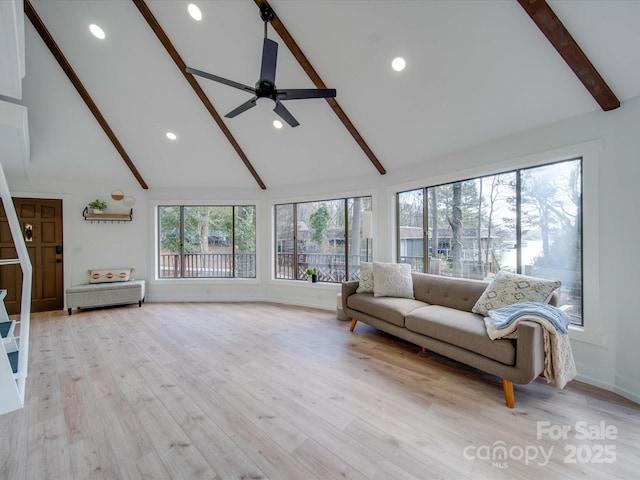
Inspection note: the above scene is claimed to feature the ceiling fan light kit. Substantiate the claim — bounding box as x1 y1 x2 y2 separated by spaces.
186 4 336 127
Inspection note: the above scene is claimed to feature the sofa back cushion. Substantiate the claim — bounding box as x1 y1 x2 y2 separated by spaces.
412 273 489 312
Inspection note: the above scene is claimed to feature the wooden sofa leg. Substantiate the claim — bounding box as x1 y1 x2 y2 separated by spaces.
349 319 358 332
502 379 515 408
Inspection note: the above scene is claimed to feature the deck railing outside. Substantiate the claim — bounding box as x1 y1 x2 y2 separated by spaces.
159 253 256 278
276 253 367 282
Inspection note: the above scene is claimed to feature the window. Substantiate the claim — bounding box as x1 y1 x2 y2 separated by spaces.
158 205 256 278
397 158 583 325
275 196 372 283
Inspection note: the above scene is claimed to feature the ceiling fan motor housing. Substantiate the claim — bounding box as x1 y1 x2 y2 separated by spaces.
256 80 276 98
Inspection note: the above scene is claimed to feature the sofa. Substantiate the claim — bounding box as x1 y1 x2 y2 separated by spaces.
342 267 559 408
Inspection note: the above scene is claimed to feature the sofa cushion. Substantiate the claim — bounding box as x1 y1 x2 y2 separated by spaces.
347 293 426 327
412 273 488 312
356 262 374 293
373 262 414 299
405 305 516 365
472 270 561 316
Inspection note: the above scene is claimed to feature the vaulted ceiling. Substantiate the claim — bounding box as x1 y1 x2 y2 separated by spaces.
5 0 640 191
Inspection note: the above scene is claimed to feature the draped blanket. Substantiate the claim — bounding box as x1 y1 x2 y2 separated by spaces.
484 302 577 389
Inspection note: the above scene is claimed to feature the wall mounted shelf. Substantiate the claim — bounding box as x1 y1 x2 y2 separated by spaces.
83 207 133 223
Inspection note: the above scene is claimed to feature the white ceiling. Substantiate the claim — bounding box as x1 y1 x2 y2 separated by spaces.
9 0 640 190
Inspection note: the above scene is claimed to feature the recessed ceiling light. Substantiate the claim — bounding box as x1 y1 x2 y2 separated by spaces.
89 24 106 40
188 3 202 21
391 57 406 72
166 132 177 140
273 120 283 129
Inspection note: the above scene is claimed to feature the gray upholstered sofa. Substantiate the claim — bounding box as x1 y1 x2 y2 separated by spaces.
342 272 557 408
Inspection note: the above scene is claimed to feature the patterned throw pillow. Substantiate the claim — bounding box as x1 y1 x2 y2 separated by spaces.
471 270 561 316
89 268 132 284
356 262 374 293
372 262 414 299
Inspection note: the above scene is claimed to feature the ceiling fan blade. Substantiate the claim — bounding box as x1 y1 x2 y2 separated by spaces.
225 97 258 118
186 67 255 94
273 101 299 128
259 38 278 85
276 88 337 100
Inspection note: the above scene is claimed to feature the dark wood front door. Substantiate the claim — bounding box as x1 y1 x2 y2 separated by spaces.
0 198 64 314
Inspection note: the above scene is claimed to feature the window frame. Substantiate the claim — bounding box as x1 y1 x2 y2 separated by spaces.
396 158 585 327
274 195 373 283
156 203 257 280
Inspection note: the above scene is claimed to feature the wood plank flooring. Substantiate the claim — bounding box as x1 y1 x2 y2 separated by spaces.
1 302 638 479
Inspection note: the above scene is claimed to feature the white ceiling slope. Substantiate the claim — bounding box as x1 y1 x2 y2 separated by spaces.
16 0 640 190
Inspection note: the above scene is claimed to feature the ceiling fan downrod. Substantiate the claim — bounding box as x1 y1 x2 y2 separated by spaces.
260 4 274 39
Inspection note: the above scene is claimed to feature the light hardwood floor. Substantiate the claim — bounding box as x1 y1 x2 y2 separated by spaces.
1 302 638 480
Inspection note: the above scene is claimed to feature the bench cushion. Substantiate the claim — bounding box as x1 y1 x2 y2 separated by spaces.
66 280 145 310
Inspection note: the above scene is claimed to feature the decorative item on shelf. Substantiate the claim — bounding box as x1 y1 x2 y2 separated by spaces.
88 199 107 213
306 267 318 283
111 189 124 201
122 195 136 207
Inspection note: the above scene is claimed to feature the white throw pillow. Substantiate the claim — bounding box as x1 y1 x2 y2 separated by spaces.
356 262 374 293
471 270 561 316
373 262 414 299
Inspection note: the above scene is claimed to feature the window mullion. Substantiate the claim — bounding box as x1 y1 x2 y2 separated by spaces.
180 206 186 278
344 199 349 281
293 205 298 280
516 171 522 275
423 187 428 274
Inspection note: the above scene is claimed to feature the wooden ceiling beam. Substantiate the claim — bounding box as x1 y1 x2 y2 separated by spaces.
255 0 386 175
24 0 149 190
518 0 620 112
133 0 266 190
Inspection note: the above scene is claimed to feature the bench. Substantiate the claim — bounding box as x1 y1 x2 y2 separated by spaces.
66 280 146 315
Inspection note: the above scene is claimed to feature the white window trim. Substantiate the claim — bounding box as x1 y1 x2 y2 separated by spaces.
150 199 260 283
389 139 604 346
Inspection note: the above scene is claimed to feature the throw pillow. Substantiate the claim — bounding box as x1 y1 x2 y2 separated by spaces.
356 262 374 293
471 270 561 316
373 262 414 299
89 268 133 284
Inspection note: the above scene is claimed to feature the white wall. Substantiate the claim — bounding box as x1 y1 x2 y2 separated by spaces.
611 99 640 403
6 96 640 404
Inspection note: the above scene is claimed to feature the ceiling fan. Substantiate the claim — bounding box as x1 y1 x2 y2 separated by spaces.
186 4 336 128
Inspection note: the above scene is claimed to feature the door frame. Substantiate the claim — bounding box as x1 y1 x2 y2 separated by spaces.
10 191 71 311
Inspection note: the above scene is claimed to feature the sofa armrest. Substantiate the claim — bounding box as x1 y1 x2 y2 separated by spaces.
514 320 545 384
341 281 359 314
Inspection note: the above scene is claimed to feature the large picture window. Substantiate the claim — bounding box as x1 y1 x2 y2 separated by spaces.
275 196 372 283
158 205 256 278
397 158 582 325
